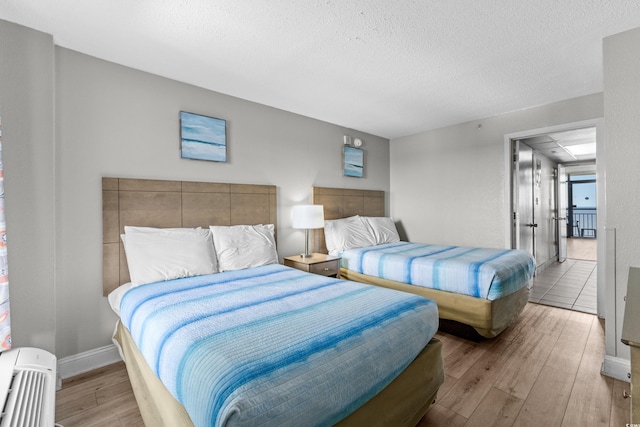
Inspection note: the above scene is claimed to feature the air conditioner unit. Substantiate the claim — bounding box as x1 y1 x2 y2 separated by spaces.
0 348 56 427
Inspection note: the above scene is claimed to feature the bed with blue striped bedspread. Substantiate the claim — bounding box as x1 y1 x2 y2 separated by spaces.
340 242 536 301
120 263 439 427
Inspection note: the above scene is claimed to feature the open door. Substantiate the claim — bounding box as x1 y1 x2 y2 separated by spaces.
556 165 568 262
512 140 536 260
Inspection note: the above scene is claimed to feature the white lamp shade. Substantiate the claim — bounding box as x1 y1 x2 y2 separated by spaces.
292 205 324 229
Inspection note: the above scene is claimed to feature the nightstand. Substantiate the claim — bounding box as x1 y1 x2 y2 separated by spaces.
283 253 341 278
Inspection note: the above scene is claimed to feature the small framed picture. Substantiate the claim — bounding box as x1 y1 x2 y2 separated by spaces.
343 146 364 178
180 111 227 162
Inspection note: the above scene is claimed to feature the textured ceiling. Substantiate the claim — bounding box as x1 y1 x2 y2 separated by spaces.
1 0 640 139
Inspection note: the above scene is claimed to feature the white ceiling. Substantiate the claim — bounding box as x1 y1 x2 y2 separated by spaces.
2 1 640 139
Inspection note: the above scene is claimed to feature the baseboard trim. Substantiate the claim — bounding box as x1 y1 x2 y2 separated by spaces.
57 343 631 387
601 355 631 382
57 344 122 380
535 258 557 275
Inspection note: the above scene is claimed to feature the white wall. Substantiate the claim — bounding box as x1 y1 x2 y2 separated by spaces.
0 20 56 352
603 26 640 364
54 48 390 358
389 93 603 251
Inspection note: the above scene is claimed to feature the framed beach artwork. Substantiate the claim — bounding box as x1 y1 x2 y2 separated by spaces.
180 111 227 162
343 146 364 178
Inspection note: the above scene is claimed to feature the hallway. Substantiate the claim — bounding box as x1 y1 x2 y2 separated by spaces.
529 238 597 314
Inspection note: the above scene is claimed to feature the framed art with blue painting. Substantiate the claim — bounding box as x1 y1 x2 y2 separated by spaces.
343 146 364 177
180 111 227 162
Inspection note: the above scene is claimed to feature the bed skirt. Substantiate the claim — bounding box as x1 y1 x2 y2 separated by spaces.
341 268 529 338
114 322 444 426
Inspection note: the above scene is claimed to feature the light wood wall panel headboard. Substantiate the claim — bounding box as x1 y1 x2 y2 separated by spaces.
102 177 277 296
311 186 385 254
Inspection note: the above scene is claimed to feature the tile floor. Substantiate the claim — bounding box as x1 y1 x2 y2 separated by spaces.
529 258 597 314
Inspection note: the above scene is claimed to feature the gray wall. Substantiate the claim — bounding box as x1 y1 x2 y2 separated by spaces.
389 93 603 253
54 49 389 357
0 20 56 352
603 26 640 362
0 20 391 358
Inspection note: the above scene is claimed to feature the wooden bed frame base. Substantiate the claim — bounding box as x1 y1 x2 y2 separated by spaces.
114 323 444 427
341 269 530 338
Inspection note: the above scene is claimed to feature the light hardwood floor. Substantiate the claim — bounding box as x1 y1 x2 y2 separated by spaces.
55 303 630 426
420 303 629 426
55 361 144 426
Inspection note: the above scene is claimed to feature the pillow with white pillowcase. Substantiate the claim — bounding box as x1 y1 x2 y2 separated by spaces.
122 226 218 286
209 224 279 272
323 215 376 255
107 282 133 316
362 216 401 245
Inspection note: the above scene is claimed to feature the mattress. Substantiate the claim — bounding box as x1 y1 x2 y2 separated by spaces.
117 264 440 426
340 242 535 300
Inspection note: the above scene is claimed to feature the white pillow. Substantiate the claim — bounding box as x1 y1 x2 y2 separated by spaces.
123 226 218 286
362 217 401 245
107 282 133 316
120 226 203 245
323 216 376 255
209 224 278 272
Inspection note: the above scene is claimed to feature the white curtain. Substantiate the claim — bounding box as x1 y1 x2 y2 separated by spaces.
0 115 11 350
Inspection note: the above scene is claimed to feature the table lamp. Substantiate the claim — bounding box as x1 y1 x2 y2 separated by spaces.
292 204 324 258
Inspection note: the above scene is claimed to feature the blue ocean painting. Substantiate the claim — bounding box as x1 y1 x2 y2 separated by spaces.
344 146 364 177
180 111 227 162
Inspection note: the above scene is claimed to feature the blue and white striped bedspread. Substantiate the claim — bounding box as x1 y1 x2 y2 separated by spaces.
341 242 535 300
120 264 439 427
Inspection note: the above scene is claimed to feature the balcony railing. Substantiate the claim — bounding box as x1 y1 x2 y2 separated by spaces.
567 208 596 238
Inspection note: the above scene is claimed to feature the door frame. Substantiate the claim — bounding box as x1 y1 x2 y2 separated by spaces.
557 164 568 262
503 118 606 318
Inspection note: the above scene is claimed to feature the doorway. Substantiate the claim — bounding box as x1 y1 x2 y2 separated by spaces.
509 125 598 314
510 140 559 272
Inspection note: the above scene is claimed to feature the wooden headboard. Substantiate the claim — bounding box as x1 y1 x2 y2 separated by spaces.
311 186 385 254
102 177 277 296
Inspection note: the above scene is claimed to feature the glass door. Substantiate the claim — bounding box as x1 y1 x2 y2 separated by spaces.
568 174 597 238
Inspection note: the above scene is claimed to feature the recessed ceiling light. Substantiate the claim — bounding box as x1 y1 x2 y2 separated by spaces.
565 143 596 156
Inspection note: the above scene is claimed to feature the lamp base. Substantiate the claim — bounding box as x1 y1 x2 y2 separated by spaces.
300 229 314 259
